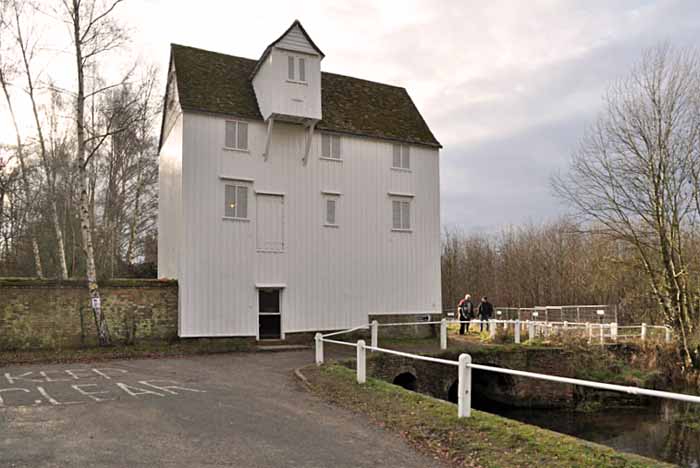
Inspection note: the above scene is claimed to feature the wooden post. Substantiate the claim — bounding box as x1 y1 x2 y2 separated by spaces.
315 333 324 365
665 327 672 343
356 340 366 384
371 320 379 351
641 323 647 341
489 320 496 339
514 320 521 344
528 320 535 340
440 318 447 350
458 353 472 418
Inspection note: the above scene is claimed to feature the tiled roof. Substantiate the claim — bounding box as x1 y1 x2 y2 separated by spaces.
170 44 441 148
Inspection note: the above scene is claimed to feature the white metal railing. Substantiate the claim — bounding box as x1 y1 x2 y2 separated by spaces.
314 319 690 419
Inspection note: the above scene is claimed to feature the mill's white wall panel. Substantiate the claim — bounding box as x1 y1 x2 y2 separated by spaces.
157 113 183 280
178 112 441 337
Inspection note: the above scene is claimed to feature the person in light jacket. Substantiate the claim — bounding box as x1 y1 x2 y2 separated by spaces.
457 294 474 335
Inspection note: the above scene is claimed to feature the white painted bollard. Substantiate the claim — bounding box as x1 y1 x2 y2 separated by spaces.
610 322 618 341
371 320 379 351
641 323 647 341
528 321 535 340
458 353 472 418
514 320 521 344
665 327 672 343
356 340 366 384
440 318 447 350
315 333 324 365
489 320 496 339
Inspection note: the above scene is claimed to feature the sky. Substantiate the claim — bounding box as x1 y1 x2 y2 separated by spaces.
3 0 700 233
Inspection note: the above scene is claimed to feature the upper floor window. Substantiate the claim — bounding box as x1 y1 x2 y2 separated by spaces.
224 184 248 219
287 56 306 83
392 199 411 231
392 144 410 170
321 133 341 160
225 120 248 151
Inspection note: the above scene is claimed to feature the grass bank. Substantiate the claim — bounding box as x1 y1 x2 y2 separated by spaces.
302 364 672 468
0 338 253 367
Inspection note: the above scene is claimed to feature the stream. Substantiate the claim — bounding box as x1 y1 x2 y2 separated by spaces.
479 399 700 467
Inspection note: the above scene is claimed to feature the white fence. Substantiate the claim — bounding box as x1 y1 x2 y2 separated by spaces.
446 304 618 324
314 319 696 419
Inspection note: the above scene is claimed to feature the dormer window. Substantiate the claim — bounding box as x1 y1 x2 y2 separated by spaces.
287 55 306 83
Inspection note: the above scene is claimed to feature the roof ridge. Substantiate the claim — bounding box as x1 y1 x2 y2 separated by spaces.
170 43 257 63
170 43 406 90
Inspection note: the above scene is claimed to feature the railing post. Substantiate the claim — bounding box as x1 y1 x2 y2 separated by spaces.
563 321 568 330
371 320 379 351
315 333 324 365
528 320 535 340
458 353 472 418
514 319 521 344
665 326 672 343
440 318 447 350
356 340 366 384
586 322 592 344
489 320 496 339
599 323 604 345
610 322 617 341
641 323 647 342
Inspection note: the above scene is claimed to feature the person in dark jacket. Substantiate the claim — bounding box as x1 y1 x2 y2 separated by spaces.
478 296 494 332
457 294 473 335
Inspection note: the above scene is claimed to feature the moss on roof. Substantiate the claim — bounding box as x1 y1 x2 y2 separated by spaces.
170 44 441 148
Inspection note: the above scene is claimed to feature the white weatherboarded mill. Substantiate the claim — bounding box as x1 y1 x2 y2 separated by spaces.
158 21 442 340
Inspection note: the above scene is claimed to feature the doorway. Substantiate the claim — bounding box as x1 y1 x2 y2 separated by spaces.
259 289 281 339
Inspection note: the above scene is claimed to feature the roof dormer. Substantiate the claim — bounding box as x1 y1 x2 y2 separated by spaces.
251 20 323 124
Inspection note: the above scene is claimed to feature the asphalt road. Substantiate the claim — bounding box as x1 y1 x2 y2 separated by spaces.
0 351 444 467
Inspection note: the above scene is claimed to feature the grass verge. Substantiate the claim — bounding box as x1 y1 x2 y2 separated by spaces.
0 339 253 367
302 363 673 468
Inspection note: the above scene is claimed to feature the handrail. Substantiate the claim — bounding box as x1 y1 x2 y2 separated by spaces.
321 324 369 338
322 338 359 347
468 362 700 404
365 345 458 366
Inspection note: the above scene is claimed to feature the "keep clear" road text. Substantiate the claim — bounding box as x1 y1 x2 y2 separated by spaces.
0 367 205 408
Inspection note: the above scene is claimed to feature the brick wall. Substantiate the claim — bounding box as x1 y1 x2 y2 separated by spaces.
0 278 178 350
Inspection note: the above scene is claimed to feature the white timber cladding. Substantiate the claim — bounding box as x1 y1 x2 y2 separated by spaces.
277 23 319 55
175 112 441 337
157 113 183 281
252 26 322 121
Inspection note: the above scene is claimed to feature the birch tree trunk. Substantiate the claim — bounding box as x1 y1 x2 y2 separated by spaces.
68 0 110 345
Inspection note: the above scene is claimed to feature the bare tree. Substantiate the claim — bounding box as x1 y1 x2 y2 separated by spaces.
0 0 43 277
553 45 700 366
10 0 69 279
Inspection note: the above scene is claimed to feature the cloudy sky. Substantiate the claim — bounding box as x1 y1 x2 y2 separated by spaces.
4 0 700 232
